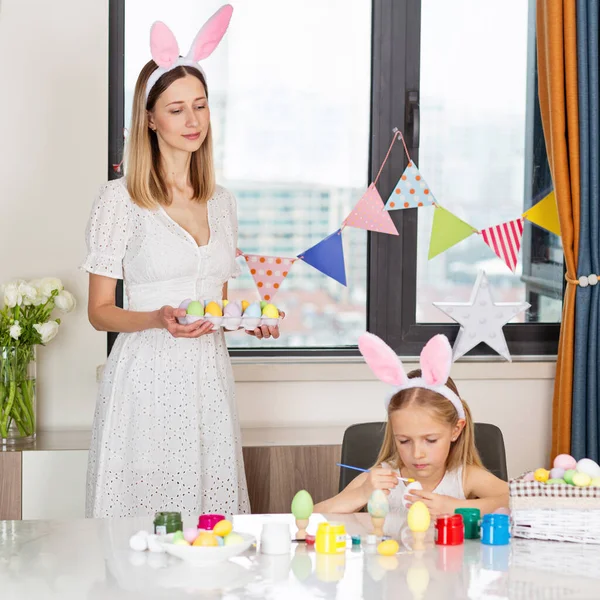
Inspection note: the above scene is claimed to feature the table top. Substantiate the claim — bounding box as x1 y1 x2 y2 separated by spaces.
1 513 600 599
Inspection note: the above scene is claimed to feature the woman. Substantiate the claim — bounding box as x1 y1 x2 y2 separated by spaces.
82 6 276 517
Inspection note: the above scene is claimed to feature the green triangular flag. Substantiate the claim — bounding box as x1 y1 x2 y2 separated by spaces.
428 206 477 259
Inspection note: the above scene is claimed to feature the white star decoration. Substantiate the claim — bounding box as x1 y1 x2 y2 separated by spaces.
433 271 530 362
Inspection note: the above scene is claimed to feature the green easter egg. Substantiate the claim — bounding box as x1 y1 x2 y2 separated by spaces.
187 301 204 316
545 478 566 485
564 469 577 484
260 300 269 309
223 532 244 546
172 530 184 542
291 490 314 520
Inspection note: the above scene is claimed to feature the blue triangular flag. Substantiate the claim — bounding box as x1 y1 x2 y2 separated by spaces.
298 229 347 286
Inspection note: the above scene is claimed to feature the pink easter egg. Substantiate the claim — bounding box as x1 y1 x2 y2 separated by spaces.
550 467 565 480
183 527 198 544
493 507 511 516
522 471 535 482
553 454 577 470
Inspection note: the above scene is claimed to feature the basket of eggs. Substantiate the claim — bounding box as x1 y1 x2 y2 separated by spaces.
510 454 600 544
178 299 282 331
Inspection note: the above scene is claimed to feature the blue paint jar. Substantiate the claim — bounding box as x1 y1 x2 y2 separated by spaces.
481 514 510 545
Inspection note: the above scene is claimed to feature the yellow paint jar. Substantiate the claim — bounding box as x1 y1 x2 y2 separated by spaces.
315 522 347 554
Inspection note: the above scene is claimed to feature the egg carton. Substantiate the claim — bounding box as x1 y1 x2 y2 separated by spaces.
179 315 283 331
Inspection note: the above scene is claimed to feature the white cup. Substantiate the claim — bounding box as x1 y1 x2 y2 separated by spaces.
260 522 292 555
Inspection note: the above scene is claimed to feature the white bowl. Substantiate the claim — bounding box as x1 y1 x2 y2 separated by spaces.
160 532 255 565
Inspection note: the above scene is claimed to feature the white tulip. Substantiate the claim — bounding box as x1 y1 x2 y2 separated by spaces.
54 290 76 313
38 277 63 298
33 321 59 344
9 322 22 340
3 283 21 308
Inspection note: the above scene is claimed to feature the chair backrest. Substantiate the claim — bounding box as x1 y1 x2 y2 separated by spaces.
338 421 508 492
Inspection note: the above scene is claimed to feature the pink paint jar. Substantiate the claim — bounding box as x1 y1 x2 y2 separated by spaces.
197 514 225 530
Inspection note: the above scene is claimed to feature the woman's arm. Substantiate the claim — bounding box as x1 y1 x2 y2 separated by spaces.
88 273 214 337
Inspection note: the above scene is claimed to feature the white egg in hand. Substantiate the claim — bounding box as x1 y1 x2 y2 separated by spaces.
403 481 423 509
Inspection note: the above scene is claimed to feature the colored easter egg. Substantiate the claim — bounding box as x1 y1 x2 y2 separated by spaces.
241 300 250 311
217 536 224 546
493 507 511 515
179 298 193 311
549 467 565 480
590 477 600 487
262 303 279 318
407 501 430 533
546 478 566 485
193 532 219 547
183 528 198 544
554 454 577 470
224 532 245 546
173 538 190 546
534 468 550 483
172 530 185 543
522 471 535 482
402 481 423 509
368 489 390 518
564 469 577 484
205 301 223 317
377 539 399 556
186 301 204 316
224 301 243 317
223 299 229 307
260 300 269 309
576 458 600 479
213 519 233 537
291 490 314 520
244 302 262 317
573 472 592 487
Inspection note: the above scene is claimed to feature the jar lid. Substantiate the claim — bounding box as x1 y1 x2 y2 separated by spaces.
482 513 509 525
154 511 182 522
455 508 481 518
436 514 463 526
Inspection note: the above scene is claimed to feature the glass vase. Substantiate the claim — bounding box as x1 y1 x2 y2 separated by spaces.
0 345 36 445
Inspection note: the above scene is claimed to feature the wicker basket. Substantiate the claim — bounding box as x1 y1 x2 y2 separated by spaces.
510 476 600 544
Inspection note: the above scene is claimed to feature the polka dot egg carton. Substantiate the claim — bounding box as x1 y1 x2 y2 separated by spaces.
178 298 283 331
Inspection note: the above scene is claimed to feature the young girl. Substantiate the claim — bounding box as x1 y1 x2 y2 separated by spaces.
315 333 509 517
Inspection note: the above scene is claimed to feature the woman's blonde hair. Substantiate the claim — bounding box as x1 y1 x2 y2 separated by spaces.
125 60 215 209
374 369 483 472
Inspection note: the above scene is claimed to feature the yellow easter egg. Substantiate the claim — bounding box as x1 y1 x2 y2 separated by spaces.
534 468 550 483
572 472 592 487
407 501 431 533
193 532 218 547
241 300 250 311
205 302 223 317
377 539 399 556
223 299 229 307
213 519 233 537
262 303 279 318
590 477 600 487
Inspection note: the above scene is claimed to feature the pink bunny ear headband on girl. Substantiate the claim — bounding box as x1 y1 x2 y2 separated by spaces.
145 4 233 99
358 332 465 420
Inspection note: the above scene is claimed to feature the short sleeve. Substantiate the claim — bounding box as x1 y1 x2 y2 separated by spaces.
227 190 243 279
81 182 130 279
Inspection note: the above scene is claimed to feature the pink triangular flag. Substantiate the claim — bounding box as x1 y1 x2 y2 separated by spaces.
480 218 524 272
344 184 399 235
244 254 296 302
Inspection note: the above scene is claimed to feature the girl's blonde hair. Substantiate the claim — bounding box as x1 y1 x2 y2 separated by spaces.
125 60 215 209
375 369 483 471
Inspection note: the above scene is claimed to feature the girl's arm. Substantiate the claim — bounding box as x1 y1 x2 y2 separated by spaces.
460 465 509 514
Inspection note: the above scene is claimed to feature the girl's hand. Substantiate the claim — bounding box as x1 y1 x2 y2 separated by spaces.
360 467 399 503
157 306 216 338
245 311 285 340
405 489 459 518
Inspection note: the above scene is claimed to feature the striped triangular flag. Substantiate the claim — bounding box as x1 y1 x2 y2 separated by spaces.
480 218 524 272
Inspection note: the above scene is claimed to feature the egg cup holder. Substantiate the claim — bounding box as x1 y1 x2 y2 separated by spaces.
179 315 283 331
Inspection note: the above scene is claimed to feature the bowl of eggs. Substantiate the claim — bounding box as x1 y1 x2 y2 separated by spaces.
160 520 255 566
177 299 283 331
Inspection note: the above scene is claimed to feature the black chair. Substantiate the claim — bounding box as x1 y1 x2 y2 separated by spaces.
338 421 508 492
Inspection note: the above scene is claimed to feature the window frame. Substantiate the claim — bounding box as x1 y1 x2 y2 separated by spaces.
107 0 560 358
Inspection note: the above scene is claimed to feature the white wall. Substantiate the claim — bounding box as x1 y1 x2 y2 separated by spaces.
0 0 555 481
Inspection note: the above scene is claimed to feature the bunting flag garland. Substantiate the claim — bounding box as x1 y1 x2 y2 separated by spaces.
428 206 478 259
243 254 296 302
480 218 524 272
523 189 561 237
343 183 399 235
385 162 436 210
298 229 347 286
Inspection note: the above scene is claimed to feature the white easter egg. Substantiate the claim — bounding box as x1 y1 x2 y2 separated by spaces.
402 481 423 509
146 534 165 553
576 458 600 479
129 533 148 552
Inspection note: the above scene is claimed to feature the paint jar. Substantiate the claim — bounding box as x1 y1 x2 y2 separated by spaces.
481 514 510 545
315 522 346 554
434 514 464 546
197 514 225 530
454 508 481 539
153 511 182 535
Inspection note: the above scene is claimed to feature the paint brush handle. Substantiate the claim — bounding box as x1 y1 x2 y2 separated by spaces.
336 463 414 483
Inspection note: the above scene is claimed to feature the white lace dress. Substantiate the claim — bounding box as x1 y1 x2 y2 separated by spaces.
81 178 250 518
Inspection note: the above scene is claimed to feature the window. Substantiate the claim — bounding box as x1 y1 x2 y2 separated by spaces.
109 0 560 357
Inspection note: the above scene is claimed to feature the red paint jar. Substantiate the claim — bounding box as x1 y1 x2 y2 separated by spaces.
197 514 225 530
435 514 464 546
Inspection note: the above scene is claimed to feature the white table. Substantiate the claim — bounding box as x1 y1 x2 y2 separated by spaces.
1 513 600 599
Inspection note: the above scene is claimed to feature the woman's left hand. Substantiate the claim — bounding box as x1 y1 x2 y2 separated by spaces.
405 489 459 518
245 311 285 340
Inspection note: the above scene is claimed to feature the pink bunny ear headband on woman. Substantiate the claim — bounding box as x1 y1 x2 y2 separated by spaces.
357 332 465 420
145 4 233 99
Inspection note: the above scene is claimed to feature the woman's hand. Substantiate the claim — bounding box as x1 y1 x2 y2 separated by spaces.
405 489 459 518
157 306 216 338
359 467 399 503
245 311 285 340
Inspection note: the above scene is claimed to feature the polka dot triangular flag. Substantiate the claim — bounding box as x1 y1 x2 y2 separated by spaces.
343 183 399 235
244 254 296 302
480 218 524 272
385 162 436 210
299 229 347 286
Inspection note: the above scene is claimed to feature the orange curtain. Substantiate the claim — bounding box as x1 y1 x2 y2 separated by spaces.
536 0 580 457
